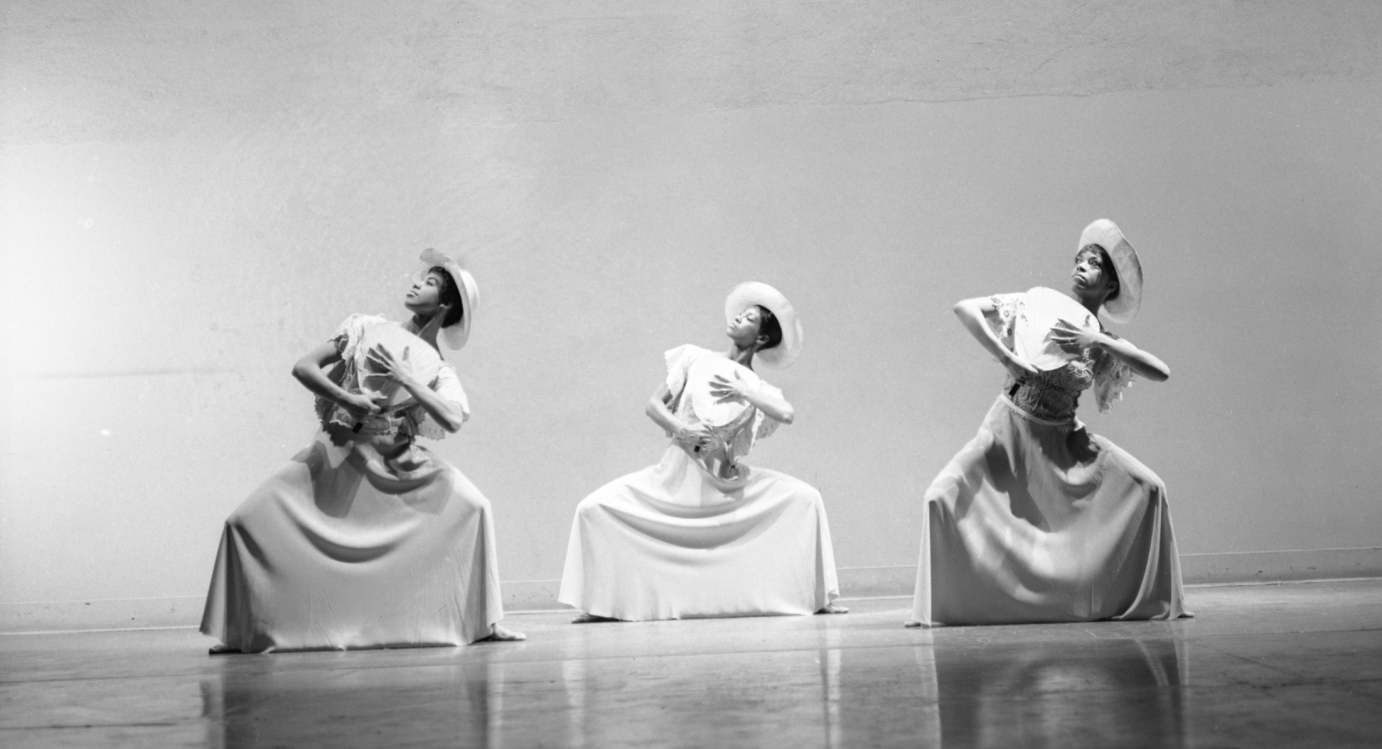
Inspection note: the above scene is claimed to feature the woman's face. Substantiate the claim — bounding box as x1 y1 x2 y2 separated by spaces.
404 270 451 318
1071 247 1116 302
726 306 765 347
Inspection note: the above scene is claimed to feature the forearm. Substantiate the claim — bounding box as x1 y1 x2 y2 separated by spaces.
292 345 350 405
1096 335 1170 382
646 390 687 436
954 299 1013 364
741 390 795 424
399 380 467 432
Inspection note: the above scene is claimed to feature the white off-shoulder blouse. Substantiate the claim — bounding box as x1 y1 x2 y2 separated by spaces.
662 344 783 463
314 313 470 441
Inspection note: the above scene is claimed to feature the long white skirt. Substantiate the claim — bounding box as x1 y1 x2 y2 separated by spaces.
559 445 840 621
911 396 1189 626
200 433 504 652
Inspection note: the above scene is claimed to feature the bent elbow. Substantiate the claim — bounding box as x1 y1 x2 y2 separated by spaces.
446 406 471 433
1140 362 1170 383
953 298 986 327
290 360 311 384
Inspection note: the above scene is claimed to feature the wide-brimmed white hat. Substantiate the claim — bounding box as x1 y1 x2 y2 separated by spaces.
419 248 479 350
724 281 804 369
1078 219 1143 325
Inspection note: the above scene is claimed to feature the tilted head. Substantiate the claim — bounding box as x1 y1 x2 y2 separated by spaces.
416 248 480 350
1075 219 1143 324
723 282 802 369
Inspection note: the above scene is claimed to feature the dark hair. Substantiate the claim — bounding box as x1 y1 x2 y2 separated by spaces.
1078 244 1120 301
428 266 465 328
755 305 783 350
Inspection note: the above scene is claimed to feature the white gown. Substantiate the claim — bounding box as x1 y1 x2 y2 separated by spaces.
911 292 1189 626
558 345 841 621
200 314 505 651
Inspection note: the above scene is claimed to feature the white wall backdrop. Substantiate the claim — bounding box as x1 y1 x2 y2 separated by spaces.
2 1 1380 614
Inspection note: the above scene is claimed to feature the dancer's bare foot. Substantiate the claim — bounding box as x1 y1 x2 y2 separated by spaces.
903 620 923 628
570 612 620 624
816 602 849 615
478 623 526 642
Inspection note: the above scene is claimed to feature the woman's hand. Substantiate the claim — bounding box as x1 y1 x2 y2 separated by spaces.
364 344 422 391
1049 319 1105 355
672 421 713 451
338 391 386 418
708 372 751 404
711 371 797 425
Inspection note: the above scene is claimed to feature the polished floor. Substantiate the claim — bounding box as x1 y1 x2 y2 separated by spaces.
2 580 1381 748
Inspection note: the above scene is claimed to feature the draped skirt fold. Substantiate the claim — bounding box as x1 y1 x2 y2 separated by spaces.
559 446 840 621
911 397 1189 626
201 434 503 651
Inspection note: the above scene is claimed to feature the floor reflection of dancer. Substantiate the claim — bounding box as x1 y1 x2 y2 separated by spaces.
909 220 1189 627
200 249 523 652
559 283 845 622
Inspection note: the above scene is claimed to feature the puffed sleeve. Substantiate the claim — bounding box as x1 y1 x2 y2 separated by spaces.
986 292 1025 349
413 363 472 440
1091 333 1136 413
663 344 700 397
750 380 785 443
720 378 785 461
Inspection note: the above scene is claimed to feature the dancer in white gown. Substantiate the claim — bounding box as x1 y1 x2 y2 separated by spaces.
201 250 524 652
909 220 1189 627
559 282 845 622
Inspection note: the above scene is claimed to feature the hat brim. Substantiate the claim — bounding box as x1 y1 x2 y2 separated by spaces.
724 282 803 369
420 249 479 350
1078 219 1143 325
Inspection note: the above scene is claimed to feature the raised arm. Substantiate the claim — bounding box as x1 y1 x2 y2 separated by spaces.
400 379 467 432
1103 336 1169 381
1049 321 1170 382
292 341 381 417
953 296 1037 379
707 374 795 424
363 347 468 432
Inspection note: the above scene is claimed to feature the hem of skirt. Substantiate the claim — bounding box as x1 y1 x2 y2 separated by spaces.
207 637 471 654
596 609 818 622
920 605 1190 627
558 596 822 622
998 394 1077 428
